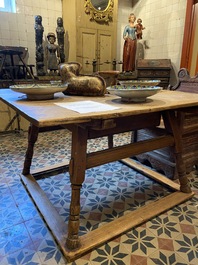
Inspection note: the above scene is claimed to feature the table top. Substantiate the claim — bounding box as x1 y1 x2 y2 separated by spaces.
1 89 198 127
0 49 23 55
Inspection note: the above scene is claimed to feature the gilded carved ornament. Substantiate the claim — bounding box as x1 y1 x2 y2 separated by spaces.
84 0 114 23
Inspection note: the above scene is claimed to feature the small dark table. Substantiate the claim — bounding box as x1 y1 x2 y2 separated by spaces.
0 49 34 80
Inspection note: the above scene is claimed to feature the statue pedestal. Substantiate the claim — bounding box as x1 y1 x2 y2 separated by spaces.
97 70 120 87
118 70 138 80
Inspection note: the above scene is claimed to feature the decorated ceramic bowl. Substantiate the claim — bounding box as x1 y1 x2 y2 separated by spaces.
106 85 162 102
10 83 68 100
118 80 161 87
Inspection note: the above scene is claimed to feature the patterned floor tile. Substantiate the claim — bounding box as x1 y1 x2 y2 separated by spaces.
174 233 198 265
187 195 198 210
0 187 15 208
180 223 196 234
0 173 10 184
36 236 67 265
130 254 147 265
168 203 198 224
0 223 33 257
17 200 41 221
9 184 34 205
0 245 41 265
90 241 131 265
157 238 174 251
148 249 190 265
0 204 23 231
25 216 53 244
146 214 181 239
121 225 158 257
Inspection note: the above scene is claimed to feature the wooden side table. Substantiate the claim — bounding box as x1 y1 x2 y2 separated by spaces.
0 49 35 80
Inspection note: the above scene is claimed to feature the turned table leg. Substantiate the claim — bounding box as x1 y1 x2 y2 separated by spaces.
66 183 82 249
22 124 39 175
66 125 88 250
108 134 114 148
163 111 191 193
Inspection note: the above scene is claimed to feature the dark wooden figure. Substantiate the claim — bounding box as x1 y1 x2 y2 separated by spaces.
46 32 60 75
35 15 45 76
56 17 65 63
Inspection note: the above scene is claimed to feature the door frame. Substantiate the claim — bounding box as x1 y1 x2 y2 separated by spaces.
180 0 198 69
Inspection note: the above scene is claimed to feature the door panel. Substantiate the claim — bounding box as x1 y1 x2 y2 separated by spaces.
181 0 198 75
98 30 112 71
77 28 97 74
189 2 198 75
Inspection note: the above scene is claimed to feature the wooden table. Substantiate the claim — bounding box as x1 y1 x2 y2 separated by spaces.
1 89 198 261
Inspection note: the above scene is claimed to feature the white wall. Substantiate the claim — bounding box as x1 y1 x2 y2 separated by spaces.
0 0 62 71
117 0 187 85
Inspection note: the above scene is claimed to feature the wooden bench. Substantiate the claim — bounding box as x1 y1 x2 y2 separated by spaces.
133 68 198 179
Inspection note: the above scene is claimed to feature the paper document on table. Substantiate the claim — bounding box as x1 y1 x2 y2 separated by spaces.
55 100 120 114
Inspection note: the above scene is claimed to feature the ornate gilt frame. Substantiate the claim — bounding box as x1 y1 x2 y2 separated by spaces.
84 0 114 23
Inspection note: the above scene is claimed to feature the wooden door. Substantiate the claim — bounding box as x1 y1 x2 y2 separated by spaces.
189 3 198 75
180 0 198 76
98 30 113 71
77 28 97 74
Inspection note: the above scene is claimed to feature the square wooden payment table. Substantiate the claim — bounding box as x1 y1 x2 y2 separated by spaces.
1 89 198 261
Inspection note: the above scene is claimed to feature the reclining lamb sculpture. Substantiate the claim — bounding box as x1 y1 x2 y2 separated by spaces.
59 62 106 96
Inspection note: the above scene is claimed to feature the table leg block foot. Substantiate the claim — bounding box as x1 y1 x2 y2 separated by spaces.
66 237 81 250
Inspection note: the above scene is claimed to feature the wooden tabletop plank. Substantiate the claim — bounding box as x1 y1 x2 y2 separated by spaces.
1 89 198 127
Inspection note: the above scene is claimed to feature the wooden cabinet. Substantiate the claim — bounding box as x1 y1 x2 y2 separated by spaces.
62 0 118 74
137 59 172 88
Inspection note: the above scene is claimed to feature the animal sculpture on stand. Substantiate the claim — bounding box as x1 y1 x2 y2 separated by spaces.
59 62 106 96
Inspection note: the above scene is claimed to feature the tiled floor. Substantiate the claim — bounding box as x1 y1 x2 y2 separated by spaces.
0 129 197 265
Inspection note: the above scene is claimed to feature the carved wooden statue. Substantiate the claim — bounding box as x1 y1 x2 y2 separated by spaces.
122 13 137 73
135 18 145 40
34 15 45 76
56 17 65 63
46 32 60 75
